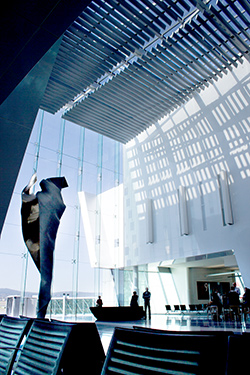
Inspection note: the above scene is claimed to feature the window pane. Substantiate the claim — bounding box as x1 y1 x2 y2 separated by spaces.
64 121 81 158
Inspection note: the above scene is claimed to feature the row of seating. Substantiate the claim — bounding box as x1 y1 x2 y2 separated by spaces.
1 313 249 374
0 314 105 375
166 304 207 313
101 326 250 375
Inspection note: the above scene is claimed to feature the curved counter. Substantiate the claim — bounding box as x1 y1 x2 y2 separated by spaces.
90 306 145 321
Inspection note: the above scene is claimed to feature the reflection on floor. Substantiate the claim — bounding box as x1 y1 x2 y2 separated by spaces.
95 314 250 354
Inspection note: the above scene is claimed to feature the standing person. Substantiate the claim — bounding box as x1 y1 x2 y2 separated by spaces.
130 291 139 308
228 286 240 321
243 287 250 321
96 296 103 307
142 287 151 319
209 289 223 321
233 282 240 295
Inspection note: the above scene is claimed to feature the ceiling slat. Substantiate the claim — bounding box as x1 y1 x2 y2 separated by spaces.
217 1 250 41
172 33 220 79
224 0 250 28
68 94 151 132
161 39 210 85
142 51 198 94
113 73 176 113
156 44 206 89
185 22 234 70
88 2 146 45
150 47 204 90
69 23 126 62
63 32 119 66
142 0 172 26
58 44 112 75
107 0 159 38
117 0 163 36
93 0 151 43
178 28 224 74
238 0 250 13
126 0 166 30
128 63 182 108
154 0 183 21
205 5 249 54
40 0 250 143
78 11 141 53
76 16 131 56
195 15 241 64
91 83 160 122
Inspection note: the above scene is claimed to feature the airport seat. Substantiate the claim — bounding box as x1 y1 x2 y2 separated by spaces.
132 326 231 373
165 304 172 313
0 315 32 375
173 304 180 313
196 304 206 314
189 304 197 312
101 327 228 375
226 334 250 374
133 325 233 338
180 304 187 313
12 319 105 375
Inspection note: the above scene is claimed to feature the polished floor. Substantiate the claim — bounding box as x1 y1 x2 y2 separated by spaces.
95 313 250 354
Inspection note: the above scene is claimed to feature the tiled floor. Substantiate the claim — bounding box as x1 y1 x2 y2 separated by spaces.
95 313 250 354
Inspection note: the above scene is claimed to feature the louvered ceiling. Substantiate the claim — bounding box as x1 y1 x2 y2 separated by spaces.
40 0 250 143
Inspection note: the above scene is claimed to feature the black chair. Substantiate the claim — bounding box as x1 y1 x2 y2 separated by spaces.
189 304 197 312
226 334 250 374
101 327 229 375
165 304 172 313
180 304 187 314
133 326 233 338
12 319 105 375
0 315 32 375
174 305 180 313
196 304 204 314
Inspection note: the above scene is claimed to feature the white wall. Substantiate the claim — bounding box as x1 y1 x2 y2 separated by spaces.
124 58 250 286
171 267 189 305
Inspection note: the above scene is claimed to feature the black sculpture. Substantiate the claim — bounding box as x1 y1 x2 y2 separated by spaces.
21 174 68 318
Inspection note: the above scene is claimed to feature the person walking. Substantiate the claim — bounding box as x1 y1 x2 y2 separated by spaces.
142 287 151 319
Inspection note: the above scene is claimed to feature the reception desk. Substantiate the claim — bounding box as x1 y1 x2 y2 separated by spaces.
90 306 145 321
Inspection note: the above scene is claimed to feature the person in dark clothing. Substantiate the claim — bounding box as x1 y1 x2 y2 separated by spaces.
209 289 223 320
96 296 103 307
130 291 139 308
243 287 250 306
142 287 151 319
243 287 250 321
211 289 223 312
232 282 240 295
228 286 240 321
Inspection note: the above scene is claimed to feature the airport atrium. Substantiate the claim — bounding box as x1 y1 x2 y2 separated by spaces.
0 0 250 321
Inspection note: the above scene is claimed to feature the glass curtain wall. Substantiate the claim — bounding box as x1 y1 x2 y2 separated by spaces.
0 109 123 318
123 264 180 314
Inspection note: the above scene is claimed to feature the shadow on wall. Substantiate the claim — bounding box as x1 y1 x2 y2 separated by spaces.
124 60 250 264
